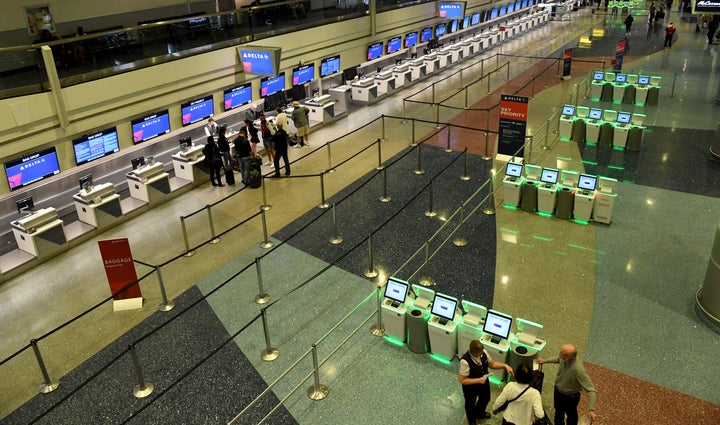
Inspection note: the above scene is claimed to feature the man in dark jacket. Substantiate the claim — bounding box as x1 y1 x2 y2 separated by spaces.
272 128 290 177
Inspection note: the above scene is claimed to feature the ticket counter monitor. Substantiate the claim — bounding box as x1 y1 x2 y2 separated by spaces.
457 300 487 359
635 75 650 105
126 159 170 204
423 52 440 73
521 164 541 213
623 74 638 104
574 174 597 222
427 293 460 360
381 277 410 342
172 142 206 182
613 112 632 149
627 113 646 151
585 108 603 145
556 170 579 219
375 70 396 96
11 207 67 258
572 106 589 142
590 72 605 100
593 176 618 224
537 168 559 215
407 284 433 354
480 309 513 381
646 76 661 106
503 162 524 207
599 109 617 147
508 318 547 373
613 73 627 103
73 182 122 228
601 72 615 102
351 77 378 104
559 104 576 140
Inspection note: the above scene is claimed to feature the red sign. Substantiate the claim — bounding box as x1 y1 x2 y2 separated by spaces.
499 26 506 31
98 238 141 300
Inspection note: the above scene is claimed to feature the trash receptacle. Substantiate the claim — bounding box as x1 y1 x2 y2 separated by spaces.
406 308 429 353
556 187 574 219
521 181 538 213
507 345 537 374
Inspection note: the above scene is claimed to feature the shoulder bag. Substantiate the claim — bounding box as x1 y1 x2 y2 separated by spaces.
495 385 530 413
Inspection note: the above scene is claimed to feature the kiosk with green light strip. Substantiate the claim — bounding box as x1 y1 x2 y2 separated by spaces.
480 309 513 382
427 292 461 360
457 300 487 359
381 276 410 342
503 162 524 208
406 284 434 354
508 318 547 373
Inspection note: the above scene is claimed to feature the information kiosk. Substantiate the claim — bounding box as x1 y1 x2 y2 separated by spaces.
572 106 589 142
427 293 460 360
627 113 646 151
126 160 170 204
556 170 579 219
635 75 650 105
590 71 604 100
481 309 513 381
11 207 67 257
172 142 206 182
612 73 627 103
508 318 547 373
537 168 559 215
521 164 541 213
503 162 524 207
599 109 617 147
593 176 618 224
407 284 434 354
585 108 603 145
613 112 632 149
559 104 576 140
351 77 378 104
573 174 597 222
457 300 487 358
73 182 122 228
381 276 410 342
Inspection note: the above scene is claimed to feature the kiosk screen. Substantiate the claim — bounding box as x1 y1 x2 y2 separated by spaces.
578 174 598 191
638 75 650 85
16 196 34 214
420 27 433 43
78 174 93 191
483 310 513 342
593 71 604 81
431 294 458 323
562 105 575 116
540 168 559 184
615 73 627 83
505 162 523 177
588 109 602 120
384 277 408 306
616 112 631 124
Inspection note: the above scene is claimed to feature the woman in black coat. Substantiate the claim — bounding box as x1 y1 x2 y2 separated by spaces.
204 136 224 186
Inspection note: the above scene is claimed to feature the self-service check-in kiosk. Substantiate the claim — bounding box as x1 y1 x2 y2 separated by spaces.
556 170 579 219
646 76 661 106
329 85 351 114
537 168 559 215
593 176 618 224
627 113 646 152
503 162 524 207
427 293 460 360
351 77 378 104
172 141 206 182
613 112 632 149
559 104 575 140
601 71 615 102
574 174 598 222
635 75 650 105
407 284 433 354
508 318 547 373
375 70 396 96
599 109 617 147
457 300 487 358
11 207 67 257
572 106 589 143
623 74 638 104
612 73 627 103
126 159 170 204
73 182 122 228
521 164 541 213
381 276 410 342
585 108 603 145
590 71 604 100
480 309 513 381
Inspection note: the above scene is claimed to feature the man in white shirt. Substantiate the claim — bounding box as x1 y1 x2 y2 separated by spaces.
459 340 514 425
274 106 288 132
204 117 218 137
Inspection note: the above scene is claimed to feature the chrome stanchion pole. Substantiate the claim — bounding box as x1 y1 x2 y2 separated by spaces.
261 176 271 210
30 339 59 394
319 173 330 209
542 118 551 150
482 111 492 160
418 241 436 287
129 344 154 398
414 143 425 175
156 265 175 312
460 147 471 181
329 203 343 244
379 168 391 203
425 178 437 217
206 205 221 244
410 118 417 147
435 103 442 129
483 172 497 216
370 285 385 336
453 205 469 247
260 307 280 361
375 138 384 170
180 216 195 257
254 257 271 304
259 207 274 249
464 87 469 109
306 344 328 400
326 142 335 173
445 125 453 153
364 234 379 278
381 114 387 141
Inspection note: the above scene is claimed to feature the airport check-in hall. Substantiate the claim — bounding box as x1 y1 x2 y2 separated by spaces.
1 1 720 424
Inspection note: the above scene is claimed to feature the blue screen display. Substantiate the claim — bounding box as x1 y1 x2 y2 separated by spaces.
462 16 470 29
491 8 499 19
420 27 433 43
471 13 480 25
368 42 383 60
508 3 515 13
522 0 529 7
435 23 447 38
239 49 275 75
181 96 214 126
73 127 120 166
449 20 459 33
320 55 340 77
500 5 507 16
438 2 465 19
292 64 314 86
387 37 402 54
223 83 253 110
404 31 418 48
132 110 170 143
260 72 285 97
5 147 61 191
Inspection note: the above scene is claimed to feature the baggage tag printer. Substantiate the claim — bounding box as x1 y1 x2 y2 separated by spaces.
510 318 547 360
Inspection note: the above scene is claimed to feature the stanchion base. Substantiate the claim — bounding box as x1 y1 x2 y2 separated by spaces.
379 196 391 203
541 145 551 150
453 238 468 247
210 238 221 244
38 380 60 394
370 324 386 337
133 383 154 398
444 148 454 153
481 156 492 161
483 207 496 216
261 348 280 361
328 168 336 173
158 301 175 312
261 204 272 211
255 294 271 304
364 268 379 278
330 236 344 245
307 384 329 400
460 175 471 181
425 211 437 217
418 276 436 287
184 250 196 257
375 166 385 171
318 203 330 209
410 142 418 147
259 241 275 249
414 170 426 175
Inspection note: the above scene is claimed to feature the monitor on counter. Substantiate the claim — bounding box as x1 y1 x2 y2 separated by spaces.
483 310 512 342
540 168 559 184
471 12 481 25
508 3 515 13
449 19 459 34
15 196 34 214
384 276 409 306
72 127 120 166
292 64 314 86
593 71 604 81
615 73 627 83
499 5 507 16
578 174 598 191
434 23 447 38
367 42 383 61
181 96 214 126
638 75 650 85
320 55 341 77
223 83 253 111
588 108 603 120
260 72 285 97
490 7 499 19
505 162 523 177
78 174 94 191
404 31 418 48
5 147 61 192
420 27 433 43
179 136 192 150
562 104 575 116
462 15 470 29
131 109 171 143
387 36 402 54
431 293 458 323
131 156 145 170
616 112 632 124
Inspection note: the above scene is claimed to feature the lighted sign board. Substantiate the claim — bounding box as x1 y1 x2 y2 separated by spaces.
438 1 466 18
260 72 285 97
5 147 61 191
292 64 314 85
320 55 341 77
387 36 402 54
181 96 214 126
73 127 120 166
237 46 282 76
223 83 253 111
404 31 418 48
420 27 433 43
131 110 170 143
368 42 383 61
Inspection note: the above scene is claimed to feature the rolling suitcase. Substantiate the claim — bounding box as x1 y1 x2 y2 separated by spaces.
224 163 236 185
247 157 262 188
530 363 545 392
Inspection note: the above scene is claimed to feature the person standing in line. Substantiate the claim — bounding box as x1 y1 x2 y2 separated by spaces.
244 104 260 122
538 344 598 425
664 21 677 47
275 106 289 132
203 135 224 187
244 119 261 156
291 100 310 147
649 2 657 23
624 14 634 35
459 340 514 425
216 126 232 176
271 127 290 177
492 364 545 425
204 117 218 137
233 127 252 185
259 113 275 167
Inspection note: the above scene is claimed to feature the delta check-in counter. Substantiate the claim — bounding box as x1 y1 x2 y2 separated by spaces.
73 183 122 228
11 208 67 258
126 161 171 204
172 144 206 183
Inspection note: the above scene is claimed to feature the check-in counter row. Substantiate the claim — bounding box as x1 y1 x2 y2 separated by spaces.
558 104 646 151
590 70 661 106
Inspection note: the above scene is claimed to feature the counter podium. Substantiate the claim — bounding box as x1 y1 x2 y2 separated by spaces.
172 144 206 182
73 182 122 228
351 78 378 104
126 161 171 204
11 207 67 257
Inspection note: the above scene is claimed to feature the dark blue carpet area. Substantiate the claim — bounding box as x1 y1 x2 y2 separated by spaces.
2 287 296 425
273 144 499 306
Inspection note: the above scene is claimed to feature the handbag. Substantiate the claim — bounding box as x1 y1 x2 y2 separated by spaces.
532 412 551 425
495 385 530 413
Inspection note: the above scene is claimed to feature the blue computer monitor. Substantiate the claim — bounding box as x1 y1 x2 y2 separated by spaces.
588 108 603 120
617 112 632 124
638 75 650 85
578 174 598 191
420 27 433 43
471 12 481 25
615 73 627 83
384 277 408 305
540 168 559 184
562 104 575 116
506 162 523 177
593 71 604 81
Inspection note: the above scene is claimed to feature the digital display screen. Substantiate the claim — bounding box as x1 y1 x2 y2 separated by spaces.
491 7 499 19
223 83 253 111
404 31 418 48
593 71 604 81
368 42 383 61
462 16 470 29
522 0 529 7
420 27 433 43
562 105 575 116
238 46 281 76
638 75 650 84
181 96 214 126
588 109 603 120
449 19 459 34
515 0 522 10
506 162 523 177
320 55 341 77
617 112 632 123
483 310 512 340
292 64 314 86
431 294 458 322
438 2 466 19
615 74 627 83
131 110 170 143
435 23 447 38
482 10 490 22
578 174 598 191
499 5 507 16
260 72 285 97
540 168 559 184
5 147 61 191
508 3 515 13
387 36 402 54
384 277 408 304
471 12 481 25
73 127 120 166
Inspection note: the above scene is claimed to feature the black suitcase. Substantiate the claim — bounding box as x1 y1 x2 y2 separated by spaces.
530 364 545 392
224 163 236 185
247 157 262 188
